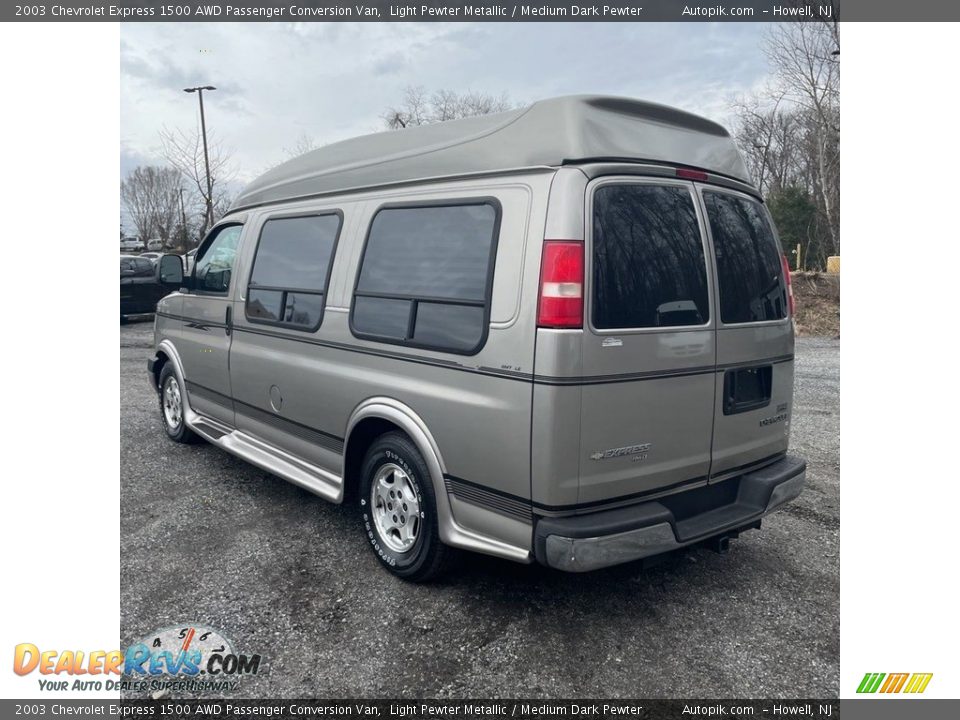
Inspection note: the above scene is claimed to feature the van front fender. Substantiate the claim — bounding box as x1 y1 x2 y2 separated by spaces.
153 340 202 431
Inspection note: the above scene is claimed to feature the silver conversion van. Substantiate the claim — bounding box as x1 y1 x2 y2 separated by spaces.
148 96 805 581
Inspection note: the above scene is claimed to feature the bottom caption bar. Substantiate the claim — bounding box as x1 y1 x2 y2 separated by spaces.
2 700 843 719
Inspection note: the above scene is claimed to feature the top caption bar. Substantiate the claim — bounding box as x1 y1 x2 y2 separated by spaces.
4 0 956 21
3 0 945 23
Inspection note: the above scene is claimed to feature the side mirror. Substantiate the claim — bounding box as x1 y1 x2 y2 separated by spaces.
158 254 184 286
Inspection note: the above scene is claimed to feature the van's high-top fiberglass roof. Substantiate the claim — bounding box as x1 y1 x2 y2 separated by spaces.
231 95 751 211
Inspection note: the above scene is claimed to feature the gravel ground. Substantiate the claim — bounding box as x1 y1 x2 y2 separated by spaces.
121 321 839 698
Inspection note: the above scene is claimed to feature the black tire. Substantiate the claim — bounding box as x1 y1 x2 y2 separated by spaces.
359 432 453 582
158 363 201 444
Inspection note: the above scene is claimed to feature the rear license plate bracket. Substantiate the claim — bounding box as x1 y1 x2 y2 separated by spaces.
723 365 772 415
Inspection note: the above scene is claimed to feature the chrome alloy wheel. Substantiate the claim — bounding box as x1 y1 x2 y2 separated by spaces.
162 375 183 430
370 463 421 553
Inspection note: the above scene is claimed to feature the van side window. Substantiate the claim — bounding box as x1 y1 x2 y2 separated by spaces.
703 192 787 324
194 224 243 294
592 185 710 329
351 202 499 354
245 213 342 331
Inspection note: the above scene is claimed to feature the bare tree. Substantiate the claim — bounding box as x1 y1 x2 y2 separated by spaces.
121 170 154 242
383 86 514 129
159 127 235 237
732 92 795 196
120 166 182 244
283 132 321 159
729 20 839 269
384 86 430 129
212 189 236 225
764 22 840 256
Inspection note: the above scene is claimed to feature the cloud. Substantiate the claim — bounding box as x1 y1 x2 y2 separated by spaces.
121 22 771 186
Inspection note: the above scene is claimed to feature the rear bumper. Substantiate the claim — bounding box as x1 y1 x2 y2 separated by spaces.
534 455 806 572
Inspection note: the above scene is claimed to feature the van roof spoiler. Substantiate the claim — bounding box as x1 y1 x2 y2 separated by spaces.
231 95 753 212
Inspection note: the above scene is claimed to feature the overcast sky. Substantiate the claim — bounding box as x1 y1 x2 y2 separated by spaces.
121 22 771 187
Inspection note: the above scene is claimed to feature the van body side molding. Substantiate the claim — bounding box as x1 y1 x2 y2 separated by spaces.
154 341 345 503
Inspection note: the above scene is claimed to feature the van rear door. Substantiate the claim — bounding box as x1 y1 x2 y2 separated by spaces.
698 187 793 478
576 178 717 505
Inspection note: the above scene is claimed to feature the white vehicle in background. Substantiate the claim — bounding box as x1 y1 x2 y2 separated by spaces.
120 237 144 252
146 238 164 252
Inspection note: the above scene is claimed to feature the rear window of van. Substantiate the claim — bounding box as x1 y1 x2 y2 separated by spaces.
703 191 787 324
592 184 710 329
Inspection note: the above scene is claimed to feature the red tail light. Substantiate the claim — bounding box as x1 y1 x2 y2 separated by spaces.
537 241 583 328
781 254 795 316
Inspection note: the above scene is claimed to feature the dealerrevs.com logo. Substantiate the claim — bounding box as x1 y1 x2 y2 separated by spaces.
13 624 262 694
856 672 933 694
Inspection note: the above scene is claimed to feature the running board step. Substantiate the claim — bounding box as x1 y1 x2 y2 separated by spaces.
190 416 343 503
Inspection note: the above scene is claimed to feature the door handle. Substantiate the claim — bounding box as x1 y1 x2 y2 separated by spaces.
225 305 232 336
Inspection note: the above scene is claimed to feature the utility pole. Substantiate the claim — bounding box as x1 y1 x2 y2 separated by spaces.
178 187 189 250
183 85 216 231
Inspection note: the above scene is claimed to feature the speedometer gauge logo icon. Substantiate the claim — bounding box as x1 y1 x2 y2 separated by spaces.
125 623 260 679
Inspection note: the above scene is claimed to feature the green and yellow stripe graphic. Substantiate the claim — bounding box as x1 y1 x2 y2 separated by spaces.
857 672 933 694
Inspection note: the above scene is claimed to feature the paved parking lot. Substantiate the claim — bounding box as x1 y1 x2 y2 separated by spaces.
121 321 839 698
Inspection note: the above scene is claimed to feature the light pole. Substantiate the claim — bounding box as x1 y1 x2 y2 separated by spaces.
178 187 189 249
183 85 216 230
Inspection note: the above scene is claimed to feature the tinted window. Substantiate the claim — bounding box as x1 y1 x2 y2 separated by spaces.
352 203 498 353
703 192 787 324
247 289 283 321
412 303 485 352
592 185 709 329
134 258 154 276
245 214 341 330
353 296 409 339
250 215 340 291
194 225 242 294
283 292 325 327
